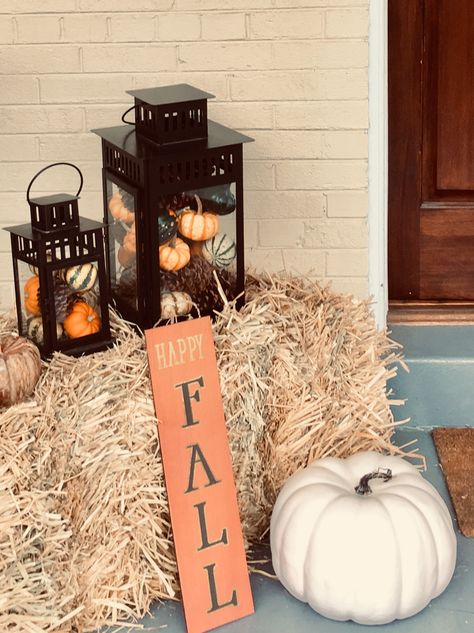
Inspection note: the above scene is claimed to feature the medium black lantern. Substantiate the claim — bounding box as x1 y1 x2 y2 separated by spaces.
5 163 113 357
93 83 253 328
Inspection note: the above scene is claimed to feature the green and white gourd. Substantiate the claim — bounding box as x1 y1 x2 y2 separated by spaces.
65 264 98 292
161 291 193 319
202 233 236 269
27 317 63 345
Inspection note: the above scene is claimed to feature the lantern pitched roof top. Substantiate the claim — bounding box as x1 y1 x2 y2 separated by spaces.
127 84 215 106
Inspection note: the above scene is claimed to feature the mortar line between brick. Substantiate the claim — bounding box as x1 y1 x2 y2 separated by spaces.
0 36 369 43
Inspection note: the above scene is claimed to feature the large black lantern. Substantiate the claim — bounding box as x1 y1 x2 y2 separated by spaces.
93 83 253 328
5 163 113 357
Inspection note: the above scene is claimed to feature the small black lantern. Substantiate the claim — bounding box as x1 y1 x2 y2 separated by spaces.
5 162 113 357
93 83 253 328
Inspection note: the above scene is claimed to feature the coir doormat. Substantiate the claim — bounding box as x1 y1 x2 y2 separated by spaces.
432 427 474 537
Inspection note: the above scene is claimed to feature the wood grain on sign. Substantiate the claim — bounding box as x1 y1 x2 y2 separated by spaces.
145 317 254 633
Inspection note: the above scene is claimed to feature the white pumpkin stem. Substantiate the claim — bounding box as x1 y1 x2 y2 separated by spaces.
194 194 203 215
354 468 392 495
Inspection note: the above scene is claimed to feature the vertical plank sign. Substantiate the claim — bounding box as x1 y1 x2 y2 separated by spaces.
145 317 254 633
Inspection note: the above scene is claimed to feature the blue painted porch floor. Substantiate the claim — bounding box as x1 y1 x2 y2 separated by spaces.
388 325 474 428
106 326 474 633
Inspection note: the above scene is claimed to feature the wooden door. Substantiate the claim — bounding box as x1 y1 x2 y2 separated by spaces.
389 0 474 300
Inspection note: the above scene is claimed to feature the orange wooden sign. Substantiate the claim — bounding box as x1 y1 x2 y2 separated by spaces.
145 317 254 633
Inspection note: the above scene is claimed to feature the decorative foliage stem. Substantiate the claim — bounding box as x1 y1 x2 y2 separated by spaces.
194 194 203 215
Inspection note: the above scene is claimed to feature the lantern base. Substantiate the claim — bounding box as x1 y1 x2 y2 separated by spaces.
38 336 115 360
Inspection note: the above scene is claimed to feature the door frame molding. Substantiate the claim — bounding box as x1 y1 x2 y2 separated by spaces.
368 0 388 328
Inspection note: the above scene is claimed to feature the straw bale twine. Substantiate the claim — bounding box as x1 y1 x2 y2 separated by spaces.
0 273 416 632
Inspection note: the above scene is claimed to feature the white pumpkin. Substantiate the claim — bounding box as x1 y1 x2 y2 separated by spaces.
270 451 457 625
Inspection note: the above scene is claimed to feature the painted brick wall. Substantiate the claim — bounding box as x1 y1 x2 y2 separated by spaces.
0 0 369 311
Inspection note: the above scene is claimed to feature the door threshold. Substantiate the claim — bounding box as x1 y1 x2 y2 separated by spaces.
388 301 474 325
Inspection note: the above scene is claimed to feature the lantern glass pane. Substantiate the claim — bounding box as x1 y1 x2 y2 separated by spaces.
105 178 138 310
158 183 238 318
19 260 41 341
52 262 102 342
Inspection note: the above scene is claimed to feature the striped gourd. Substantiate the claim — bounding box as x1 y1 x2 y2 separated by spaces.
160 291 193 319
202 233 236 269
177 194 219 242
159 238 190 272
27 316 63 345
65 263 98 292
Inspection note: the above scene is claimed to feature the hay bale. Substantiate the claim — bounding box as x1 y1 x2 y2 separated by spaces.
0 273 418 632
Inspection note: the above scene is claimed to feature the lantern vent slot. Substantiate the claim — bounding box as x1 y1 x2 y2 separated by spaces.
104 142 142 184
28 199 80 233
76 230 101 257
11 234 37 265
157 148 235 187
133 98 208 144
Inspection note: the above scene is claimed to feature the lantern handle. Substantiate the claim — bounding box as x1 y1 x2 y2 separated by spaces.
121 105 136 126
26 162 84 204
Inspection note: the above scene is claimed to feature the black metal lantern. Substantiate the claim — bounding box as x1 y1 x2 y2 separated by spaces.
4 163 113 357
93 83 253 328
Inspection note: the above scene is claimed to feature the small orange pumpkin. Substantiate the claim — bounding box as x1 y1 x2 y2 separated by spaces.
178 194 219 241
108 192 135 224
24 275 41 316
117 245 134 267
122 224 136 254
63 302 101 339
159 237 190 272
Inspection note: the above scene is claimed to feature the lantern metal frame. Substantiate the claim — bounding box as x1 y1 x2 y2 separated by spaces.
93 83 253 330
5 163 113 358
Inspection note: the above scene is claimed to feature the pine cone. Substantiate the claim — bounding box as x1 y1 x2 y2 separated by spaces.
197 267 237 314
161 256 212 293
118 188 134 211
117 262 137 308
113 255 238 316
119 261 136 291
54 280 75 322
161 256 237 315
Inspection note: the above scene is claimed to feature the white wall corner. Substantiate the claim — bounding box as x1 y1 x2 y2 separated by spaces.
368 0 388 329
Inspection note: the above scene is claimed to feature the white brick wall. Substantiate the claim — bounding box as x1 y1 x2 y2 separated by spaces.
0 0 369 311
